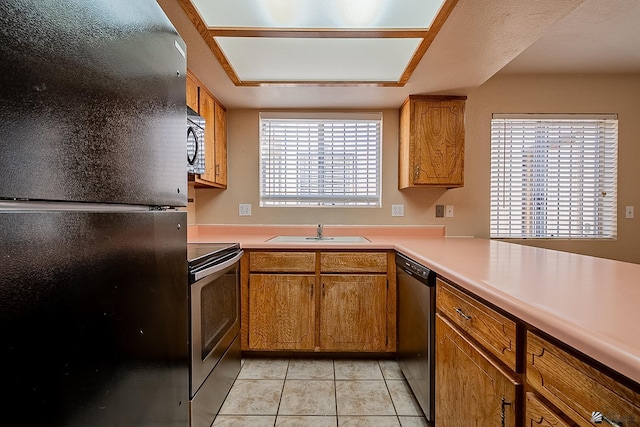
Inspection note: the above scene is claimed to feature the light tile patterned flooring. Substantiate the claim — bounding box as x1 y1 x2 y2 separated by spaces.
213 358 429 427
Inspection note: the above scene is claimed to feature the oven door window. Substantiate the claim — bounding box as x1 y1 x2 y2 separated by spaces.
200 268 238 361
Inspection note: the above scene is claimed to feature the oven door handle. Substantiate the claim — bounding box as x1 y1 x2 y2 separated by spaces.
193 250 244 282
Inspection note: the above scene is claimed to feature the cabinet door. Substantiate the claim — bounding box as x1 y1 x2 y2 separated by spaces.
248 274 315 351
435 314 520 426
213 101 227 186
197 88 217 184
319 275 387 351
186 73 199 112
413 98 464 186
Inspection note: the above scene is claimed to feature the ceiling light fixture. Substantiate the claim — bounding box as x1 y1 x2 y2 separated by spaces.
178 0 458 86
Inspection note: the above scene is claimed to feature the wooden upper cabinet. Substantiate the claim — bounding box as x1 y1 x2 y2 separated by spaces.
399 95 466 189
213 101 227 186
186 73 198 112
187 70 227 189
198 88 217 184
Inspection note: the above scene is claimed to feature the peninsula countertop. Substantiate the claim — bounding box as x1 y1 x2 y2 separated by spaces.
188 224 640 385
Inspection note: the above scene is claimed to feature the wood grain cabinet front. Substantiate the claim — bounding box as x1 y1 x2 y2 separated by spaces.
186 70 227 189
247 273 315 350
242 250 395 353
399 95 466 189
319 274 387 352
527 331 640 427
435 314 520 426
525 392 576 427
436 279 518 371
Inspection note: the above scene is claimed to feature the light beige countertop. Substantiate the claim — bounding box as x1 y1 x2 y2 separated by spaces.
189 224 640 385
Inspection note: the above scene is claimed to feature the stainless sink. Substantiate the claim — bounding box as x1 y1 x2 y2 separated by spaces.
267 235 370 243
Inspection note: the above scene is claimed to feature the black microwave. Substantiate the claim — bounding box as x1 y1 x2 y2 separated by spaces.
187 106 206 174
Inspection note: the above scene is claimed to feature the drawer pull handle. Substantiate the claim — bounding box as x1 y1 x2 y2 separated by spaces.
501 398 511 427
591 411 623 427
455 307 472 320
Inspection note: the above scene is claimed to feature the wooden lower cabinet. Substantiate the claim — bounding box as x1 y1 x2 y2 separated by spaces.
526 392 576 427
435 314 520 426
319 274 387 352
527 331 640 427
243 250 395 352
247 274 315 350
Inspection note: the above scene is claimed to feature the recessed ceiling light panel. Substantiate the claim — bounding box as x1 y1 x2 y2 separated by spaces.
182 0 457 85
192 0 445 29
215 37 423 82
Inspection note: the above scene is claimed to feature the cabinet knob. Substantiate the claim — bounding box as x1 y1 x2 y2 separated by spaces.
591 411 623 427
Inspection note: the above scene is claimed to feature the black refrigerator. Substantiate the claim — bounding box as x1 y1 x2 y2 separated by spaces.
0 1 190 425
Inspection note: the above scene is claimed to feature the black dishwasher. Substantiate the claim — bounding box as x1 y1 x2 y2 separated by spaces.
396 253 436 423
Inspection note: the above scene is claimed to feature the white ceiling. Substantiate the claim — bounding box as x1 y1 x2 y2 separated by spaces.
158 0 640 109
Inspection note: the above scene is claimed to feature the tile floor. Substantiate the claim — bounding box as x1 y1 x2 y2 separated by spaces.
213 358 429 426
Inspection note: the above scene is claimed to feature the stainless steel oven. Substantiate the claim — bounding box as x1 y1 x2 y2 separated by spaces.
187 243 243 427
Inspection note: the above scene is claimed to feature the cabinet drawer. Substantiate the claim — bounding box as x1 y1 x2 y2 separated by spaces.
526 392 575 427
436 279 517 371
250 252 316 272
320 252 387 273
527 331 640 427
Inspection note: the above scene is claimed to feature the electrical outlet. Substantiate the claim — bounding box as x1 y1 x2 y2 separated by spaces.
239 203 252 216
435 205 444 218
626 206 634 219
445 205 454 218
392 204 404 217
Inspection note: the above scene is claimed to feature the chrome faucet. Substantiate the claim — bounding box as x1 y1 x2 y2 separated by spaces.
317 224 323 239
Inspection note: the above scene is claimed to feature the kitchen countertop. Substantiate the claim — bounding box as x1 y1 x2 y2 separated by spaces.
189 224 640 385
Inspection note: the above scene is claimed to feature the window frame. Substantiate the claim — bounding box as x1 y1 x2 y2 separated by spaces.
490 113 618 240
259 112 383 208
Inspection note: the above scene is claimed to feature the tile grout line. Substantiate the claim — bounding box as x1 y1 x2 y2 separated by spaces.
273 358 290 426
333 359 339 426
380 360 403 426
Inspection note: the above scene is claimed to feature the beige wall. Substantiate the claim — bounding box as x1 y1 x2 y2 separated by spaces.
194 74 640 264
466 74 640 264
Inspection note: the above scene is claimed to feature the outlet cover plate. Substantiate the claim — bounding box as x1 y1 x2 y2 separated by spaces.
239 203 252 216
445 205 454 218
435 205 444 218
392 204 404 217
626 205 634 219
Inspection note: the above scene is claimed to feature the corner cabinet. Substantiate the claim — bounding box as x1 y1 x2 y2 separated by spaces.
241 250 396 353
399 95 466 189
186 71 227 188
435 276 640 426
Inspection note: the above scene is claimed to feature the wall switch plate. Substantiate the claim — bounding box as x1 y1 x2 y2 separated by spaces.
392 204 404 217
626 205 634 219
445 205 454 218
239 203 252 216
435 205 444 218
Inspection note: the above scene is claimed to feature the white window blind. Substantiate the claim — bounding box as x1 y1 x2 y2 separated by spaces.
490 114 618 239
260 113 382 207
